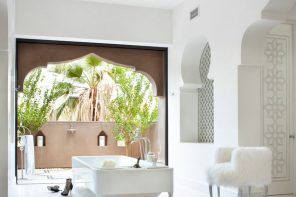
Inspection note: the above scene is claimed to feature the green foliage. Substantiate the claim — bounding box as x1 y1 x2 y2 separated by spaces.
86 55 102 68
49 54 107 121
107 66 159 144
18 68 72 134
67 65 83 78
54 97 80 121
36 54 159 144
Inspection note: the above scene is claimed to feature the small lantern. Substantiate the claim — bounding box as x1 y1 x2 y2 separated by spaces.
98 131 107 147
34 131 46 147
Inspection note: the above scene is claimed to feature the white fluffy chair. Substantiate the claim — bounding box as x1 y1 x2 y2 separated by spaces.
207 147 272 197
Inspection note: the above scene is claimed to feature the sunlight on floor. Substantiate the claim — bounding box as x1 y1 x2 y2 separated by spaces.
17 168 72 184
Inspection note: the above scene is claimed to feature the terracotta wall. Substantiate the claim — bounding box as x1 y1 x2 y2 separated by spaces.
17 41 167 96
17 122 163 168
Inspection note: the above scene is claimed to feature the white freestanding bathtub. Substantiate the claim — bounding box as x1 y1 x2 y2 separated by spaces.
72 156 174 197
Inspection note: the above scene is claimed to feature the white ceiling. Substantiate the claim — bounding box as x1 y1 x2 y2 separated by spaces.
80 0 185 9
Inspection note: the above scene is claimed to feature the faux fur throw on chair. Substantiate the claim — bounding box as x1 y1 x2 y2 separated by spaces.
207 147 272 197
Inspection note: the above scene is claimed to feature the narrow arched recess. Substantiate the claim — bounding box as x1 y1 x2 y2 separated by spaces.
198 43 214 143
180 36 214 143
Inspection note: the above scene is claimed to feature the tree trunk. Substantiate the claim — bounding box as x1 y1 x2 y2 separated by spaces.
90 87 98 121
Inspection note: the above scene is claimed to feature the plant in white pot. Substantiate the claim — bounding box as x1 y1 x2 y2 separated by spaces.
107 66 159 156
17 68 72 175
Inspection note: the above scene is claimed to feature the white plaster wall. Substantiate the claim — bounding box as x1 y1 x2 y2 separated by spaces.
0 50 8 197
0 0 15 196
15 0 172 45
293 21 296 194
169 0 269 195
238 65 262 146
180 89 199 143
289 4 296 19
0 0 8 195
238 22 296 195
8 0 16 186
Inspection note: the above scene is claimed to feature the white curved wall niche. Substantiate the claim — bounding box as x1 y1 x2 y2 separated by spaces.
180 40 213 143
181 36 208 85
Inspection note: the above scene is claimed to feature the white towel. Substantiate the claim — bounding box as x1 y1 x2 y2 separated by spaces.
24 135 35 175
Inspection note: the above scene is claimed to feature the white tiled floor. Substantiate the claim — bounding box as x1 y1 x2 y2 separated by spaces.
9 183 172 197
12 168 206 197
9 182 296 197
9 182 206 197
17 168 72 184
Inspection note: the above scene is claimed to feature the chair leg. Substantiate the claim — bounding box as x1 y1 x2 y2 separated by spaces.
264 185 268 197
238 187 243 197
209 185 213 197
217 186 220 197
248 186 251 197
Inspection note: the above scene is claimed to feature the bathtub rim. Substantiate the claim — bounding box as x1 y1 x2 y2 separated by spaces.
72 155 170 171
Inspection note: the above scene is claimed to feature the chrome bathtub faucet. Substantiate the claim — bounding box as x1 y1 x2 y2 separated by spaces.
131 128 151 160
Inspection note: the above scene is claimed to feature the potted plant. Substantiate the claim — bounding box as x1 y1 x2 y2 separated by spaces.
107 66 159 156
17 68 71 175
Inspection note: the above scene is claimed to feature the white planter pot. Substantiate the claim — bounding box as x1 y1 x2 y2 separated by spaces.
117 140 126 147
24 135 35 175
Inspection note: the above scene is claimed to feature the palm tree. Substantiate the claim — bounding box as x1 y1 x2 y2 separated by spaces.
48 54 159 154
49 54 114 121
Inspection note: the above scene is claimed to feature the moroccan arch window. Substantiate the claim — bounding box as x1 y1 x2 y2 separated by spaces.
16 40 166 96
19 54 159 123
198 43 214 143
15 40 169 175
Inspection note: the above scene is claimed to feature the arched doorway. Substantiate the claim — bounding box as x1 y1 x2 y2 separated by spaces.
239 1 296 194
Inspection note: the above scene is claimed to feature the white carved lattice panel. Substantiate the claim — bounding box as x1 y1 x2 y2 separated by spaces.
198 43 214 143
263 35 290 179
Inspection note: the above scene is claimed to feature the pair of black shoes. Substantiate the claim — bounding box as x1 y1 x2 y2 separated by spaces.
47 178 73 196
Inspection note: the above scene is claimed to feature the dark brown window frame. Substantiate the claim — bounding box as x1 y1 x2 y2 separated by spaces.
15 38 168 179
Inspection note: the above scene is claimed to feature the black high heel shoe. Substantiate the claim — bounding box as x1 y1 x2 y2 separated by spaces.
47 185 60 192
61 178 73 196
133 157 141 168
